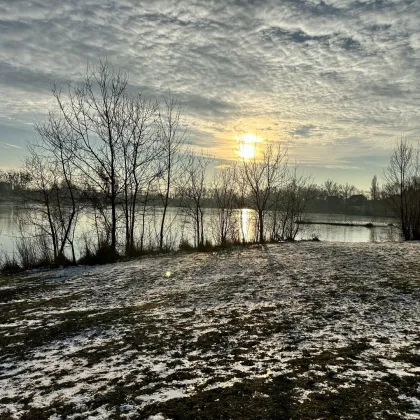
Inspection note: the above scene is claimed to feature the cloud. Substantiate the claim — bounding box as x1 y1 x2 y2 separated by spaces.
0 141 23 150
290 124 317 137
0 0 419 186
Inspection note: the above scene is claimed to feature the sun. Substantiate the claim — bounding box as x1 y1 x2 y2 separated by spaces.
235 134 262 159
238 143 256 159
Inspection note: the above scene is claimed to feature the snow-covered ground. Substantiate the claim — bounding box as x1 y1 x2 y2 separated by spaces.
0 242 419 419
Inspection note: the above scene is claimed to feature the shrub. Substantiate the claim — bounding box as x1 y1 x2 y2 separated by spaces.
179 239 195 252
126 246 147 258
54 253 72 267
15 235 53 270
1 254 21 273
78 242 119 265
197 239 215 252
15 237 38 269
125 244 162 258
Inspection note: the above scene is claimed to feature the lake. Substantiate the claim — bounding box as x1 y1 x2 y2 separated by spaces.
0 203 400 259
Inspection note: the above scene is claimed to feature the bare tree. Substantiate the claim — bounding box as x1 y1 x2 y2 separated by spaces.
23 138 81 265
339 182 356 206
383 136 420 240
270 167 315 241
53 60 129 254
29 60 190 260
119 95 159 255
156 94 186 251
180 150 212 248
32 112 81 263
370 175 379 201
211 164 238 246
238 142 287 243
324 179 339 197
23 150 59 261
50 60 166 256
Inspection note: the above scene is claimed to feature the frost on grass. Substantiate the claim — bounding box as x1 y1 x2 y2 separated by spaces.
0 242 419 419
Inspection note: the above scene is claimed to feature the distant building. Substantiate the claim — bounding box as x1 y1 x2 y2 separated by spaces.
348 194 368 206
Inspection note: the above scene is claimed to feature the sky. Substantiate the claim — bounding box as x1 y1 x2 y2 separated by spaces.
1 0 420 190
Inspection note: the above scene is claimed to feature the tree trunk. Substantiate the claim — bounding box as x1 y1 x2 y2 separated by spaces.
160 169 171 251
258 209 264 243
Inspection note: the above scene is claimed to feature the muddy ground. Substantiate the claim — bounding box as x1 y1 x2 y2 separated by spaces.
0 242 419 419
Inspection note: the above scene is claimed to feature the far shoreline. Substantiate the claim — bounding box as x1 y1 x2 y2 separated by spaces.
298 220 394 228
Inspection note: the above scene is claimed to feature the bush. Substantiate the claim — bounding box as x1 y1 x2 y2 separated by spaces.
179 239 216 252
15 235 53 270
197 239 215 252
15 237 39 269
126 246 147 258
78 242 119 265
179 239 194 252
54 253 72 267
217 239 242 249
1 254 21 273
125 239 168 258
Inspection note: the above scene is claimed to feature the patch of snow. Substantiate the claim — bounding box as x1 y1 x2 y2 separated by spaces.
1 242 419 417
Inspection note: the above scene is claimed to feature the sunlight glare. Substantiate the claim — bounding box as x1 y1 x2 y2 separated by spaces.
240 134 262 144
236 134 262 159
238 143 256 159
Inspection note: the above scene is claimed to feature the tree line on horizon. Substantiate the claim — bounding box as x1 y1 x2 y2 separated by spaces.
0 168 394 208
0 61 419 271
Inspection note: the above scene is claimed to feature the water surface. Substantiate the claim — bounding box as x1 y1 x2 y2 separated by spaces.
0 204 400 259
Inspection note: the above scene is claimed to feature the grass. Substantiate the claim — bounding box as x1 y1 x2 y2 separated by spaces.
0 254 20 274
0 242 419 418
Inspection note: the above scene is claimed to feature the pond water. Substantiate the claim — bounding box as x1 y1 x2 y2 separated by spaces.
298 213 400 243
0 204 400 259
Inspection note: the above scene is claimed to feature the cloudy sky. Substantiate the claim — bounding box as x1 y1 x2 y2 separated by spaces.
1 0 419 188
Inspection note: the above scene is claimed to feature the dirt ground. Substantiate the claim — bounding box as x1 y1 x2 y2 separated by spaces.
0 242 419 419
